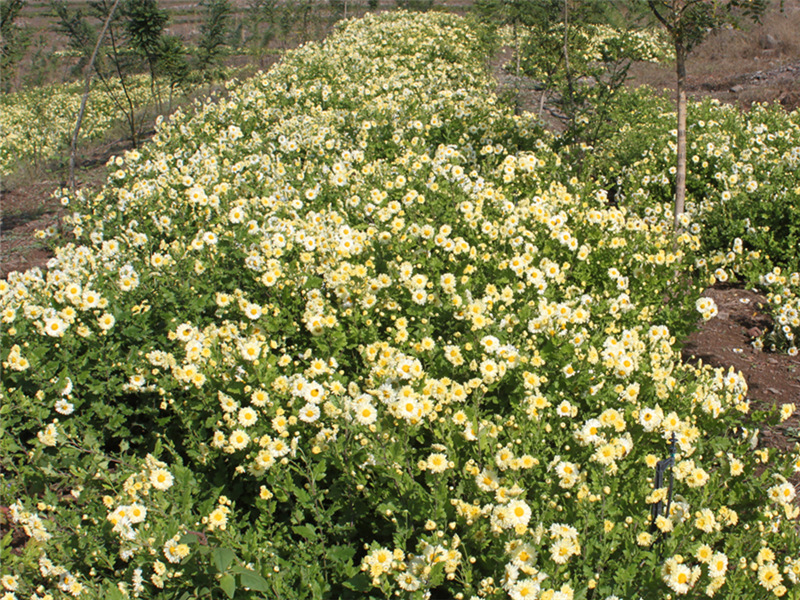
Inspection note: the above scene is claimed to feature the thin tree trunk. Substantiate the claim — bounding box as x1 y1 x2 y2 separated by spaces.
148 56 162 114
674 41 687 232
563 0 574 124
513 20 521 115
68 0 122 190
107 21 139 148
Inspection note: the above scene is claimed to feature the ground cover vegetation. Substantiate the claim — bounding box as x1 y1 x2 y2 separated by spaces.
0 76 164 178
2 8 800 600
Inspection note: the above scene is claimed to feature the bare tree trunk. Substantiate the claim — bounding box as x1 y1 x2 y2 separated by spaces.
674 41 686 232
107 20 140 148
68 0 122 191
513 19 521 115
562 0 574 124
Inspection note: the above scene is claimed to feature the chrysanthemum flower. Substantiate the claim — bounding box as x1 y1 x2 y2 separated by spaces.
149 469 174 491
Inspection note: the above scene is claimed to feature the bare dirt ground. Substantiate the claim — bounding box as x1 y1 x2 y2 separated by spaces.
681 287 800 453
1 135 135 278
2 6 800 455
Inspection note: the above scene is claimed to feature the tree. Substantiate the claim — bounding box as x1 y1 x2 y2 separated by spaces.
643 0 769 230
474 0 632 134
473 0 562 113
196 0 232 75
51 0 96 76
52 0 143 146
0 0 30 92
67 0 123 189
395 0 434 11
123 0 169 110
156 35 190 109
54 0 184 185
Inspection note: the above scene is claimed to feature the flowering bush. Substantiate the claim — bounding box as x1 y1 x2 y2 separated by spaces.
2 11 800 600
506 20 672 148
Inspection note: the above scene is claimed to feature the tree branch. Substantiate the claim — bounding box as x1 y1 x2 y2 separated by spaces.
68 0 122 190
648 0 671 31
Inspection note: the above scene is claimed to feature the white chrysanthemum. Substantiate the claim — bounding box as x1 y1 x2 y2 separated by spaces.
98 312 116 331
506 499 531 528
238 407 258 428
240 339 262 362
768 481 796 505
229 430 251 450
354 401 378 426
43 316 68 337
426 452 449 473
149 468 174 491
298 403 320 423
54 399 74 415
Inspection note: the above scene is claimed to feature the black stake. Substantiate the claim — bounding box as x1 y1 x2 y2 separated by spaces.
650 431 677 537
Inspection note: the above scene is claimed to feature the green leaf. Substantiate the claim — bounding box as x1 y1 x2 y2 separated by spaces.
312 458 327 480
294 487 310 504
238 569 270 592
327 544 355 564
122 324 142 338
304 275 323 289
342 572 371 592
179 533 200 545
292 524 316 539
105 587 126 600
213 547 237 573
219 573 236 599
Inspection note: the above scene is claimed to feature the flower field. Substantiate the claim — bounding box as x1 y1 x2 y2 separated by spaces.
2 11 800 600
0 77 163 178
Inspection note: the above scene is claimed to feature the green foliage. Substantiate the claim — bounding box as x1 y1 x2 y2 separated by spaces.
51 0 97 75
243 0 308 62
487 2 672 152
155 35 191 103
123 0 168 59
395 0 434 11
196 0 232 74
472 0 561 28
0 0 30 92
